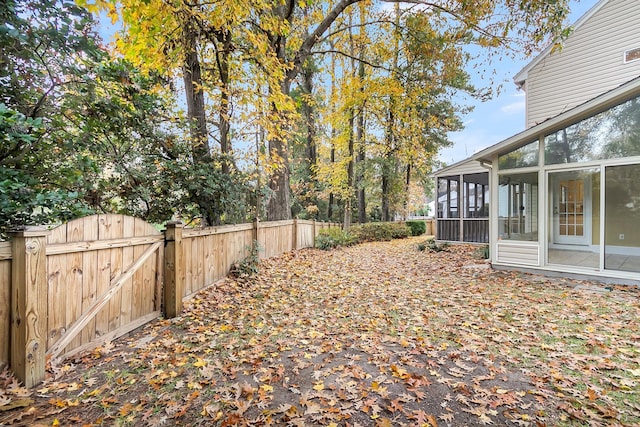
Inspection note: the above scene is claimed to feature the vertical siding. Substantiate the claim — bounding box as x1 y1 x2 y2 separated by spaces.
526 0 640 127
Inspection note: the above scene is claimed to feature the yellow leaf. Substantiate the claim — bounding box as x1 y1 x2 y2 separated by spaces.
193 358 207 367
260 384 273 392
312 381 324 391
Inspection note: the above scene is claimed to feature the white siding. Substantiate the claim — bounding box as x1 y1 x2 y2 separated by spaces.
525 0 640 128
496 242 540 266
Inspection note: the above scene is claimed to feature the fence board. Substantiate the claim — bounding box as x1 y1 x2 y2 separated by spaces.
107 216 124 334
46 252 66 350
193 233 204 292
297 222 315 249
184 236 194 296
0 258 10 366
95 216 113 339
81 216 98 345
259 221 294 259
0 241 12 260
47 223 67 245
121 216 135 330
182 223 253 238
66 221 84 351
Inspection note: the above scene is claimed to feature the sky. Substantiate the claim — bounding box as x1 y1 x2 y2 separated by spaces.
439 0 600 167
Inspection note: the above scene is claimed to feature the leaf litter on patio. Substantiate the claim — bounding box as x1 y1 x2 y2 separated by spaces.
1 237 639 426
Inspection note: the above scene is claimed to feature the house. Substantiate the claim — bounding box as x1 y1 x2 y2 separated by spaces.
435 0 640 281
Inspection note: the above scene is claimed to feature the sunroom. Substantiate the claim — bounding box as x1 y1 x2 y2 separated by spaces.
474 76 640 281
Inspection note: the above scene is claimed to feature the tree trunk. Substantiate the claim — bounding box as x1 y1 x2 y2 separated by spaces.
356 58 366 224
328 140 335 220
302 65 317 177
344 106 355 229
381 169 390 222
266 80 292 221
265 0 362 222
381 107 394 222
182 20 209 162
216 29 233 175
404 163 412 220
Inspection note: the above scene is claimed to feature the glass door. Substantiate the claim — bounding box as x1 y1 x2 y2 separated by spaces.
551 172 591 246
548 169 600 269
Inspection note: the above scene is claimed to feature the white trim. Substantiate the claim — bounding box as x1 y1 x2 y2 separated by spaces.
599 166 606 270
493 262 640 283
605 245 640 256
623 47 640 64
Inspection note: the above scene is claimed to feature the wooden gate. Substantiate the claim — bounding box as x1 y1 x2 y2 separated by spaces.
45 215 163 359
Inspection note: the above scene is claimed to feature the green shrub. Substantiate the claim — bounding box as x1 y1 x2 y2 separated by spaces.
315 228 354 250
389 223 410 239
474 244 490 259
349 222 410 243
418 238 449 253
405 220 426 236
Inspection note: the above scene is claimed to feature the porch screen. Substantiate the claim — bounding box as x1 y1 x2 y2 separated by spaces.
498 172 538 241
437 176 459 219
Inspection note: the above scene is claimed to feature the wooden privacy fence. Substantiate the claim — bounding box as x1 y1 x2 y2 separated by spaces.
0 215 338 387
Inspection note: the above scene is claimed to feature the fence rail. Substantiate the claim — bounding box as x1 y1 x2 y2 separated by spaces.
1 215 339 388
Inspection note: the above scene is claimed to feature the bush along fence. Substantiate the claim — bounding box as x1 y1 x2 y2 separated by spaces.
0 214 338 388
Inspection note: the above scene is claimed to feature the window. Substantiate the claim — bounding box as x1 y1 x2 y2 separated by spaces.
498 172 538 241
605 164 640 273
545 95 640 165
624 47 640 63
498 140 539 170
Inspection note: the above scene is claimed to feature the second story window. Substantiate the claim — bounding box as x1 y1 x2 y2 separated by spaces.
624 47 640 63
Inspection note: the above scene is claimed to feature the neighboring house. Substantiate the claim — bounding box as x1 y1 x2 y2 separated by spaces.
434 0 640 281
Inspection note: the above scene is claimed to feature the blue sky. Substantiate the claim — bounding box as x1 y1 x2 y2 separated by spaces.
439 0 599 166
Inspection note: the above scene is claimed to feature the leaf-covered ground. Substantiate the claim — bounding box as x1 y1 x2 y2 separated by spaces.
2 237 640 426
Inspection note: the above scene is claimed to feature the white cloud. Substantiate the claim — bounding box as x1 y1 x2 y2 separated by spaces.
500 92 527 117
500 99 525 115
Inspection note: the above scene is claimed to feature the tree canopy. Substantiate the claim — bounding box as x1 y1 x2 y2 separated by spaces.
0 0 572 234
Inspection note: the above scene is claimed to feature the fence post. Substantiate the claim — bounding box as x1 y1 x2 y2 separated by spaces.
164 221 184 319
10 228 49 388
